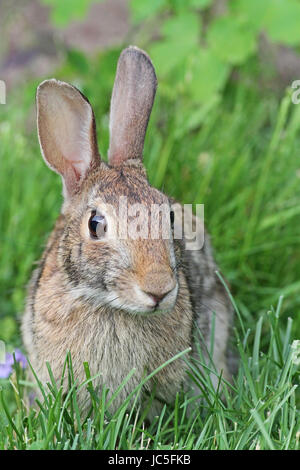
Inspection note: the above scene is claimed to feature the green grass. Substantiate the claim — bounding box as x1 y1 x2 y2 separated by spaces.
0 297 298 450
0 48 299 449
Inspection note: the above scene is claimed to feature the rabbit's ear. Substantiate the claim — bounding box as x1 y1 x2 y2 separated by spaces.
37 79 100 197
108 46 157 166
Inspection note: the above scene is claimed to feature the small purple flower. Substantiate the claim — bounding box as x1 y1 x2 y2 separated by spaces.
0 349 27 379
0 362 12 379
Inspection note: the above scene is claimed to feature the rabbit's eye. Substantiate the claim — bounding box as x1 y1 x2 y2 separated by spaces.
170 210 175 229
88 211 107 239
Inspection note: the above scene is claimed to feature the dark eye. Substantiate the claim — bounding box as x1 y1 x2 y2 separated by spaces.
88 210 107 239
170 210 175 228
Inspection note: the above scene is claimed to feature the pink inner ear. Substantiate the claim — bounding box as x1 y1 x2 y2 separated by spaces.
66 159 82 180
52 98 93 177
63 162 82 195
37 79 98 197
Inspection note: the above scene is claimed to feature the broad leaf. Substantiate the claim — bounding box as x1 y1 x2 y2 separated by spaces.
150 40 197 77
207 15 257 65
162 12 200 45
188 48 229 102
262 0 300 46
150 12 200 77
41 0 103 27
130 0 166 24
230 0 270 30
189 0 213 9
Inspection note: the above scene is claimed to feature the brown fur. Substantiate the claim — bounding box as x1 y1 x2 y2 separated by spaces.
22 47 233 417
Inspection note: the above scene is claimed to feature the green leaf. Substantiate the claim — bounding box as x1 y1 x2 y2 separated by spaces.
189 0 213 9
27 441 45 450
150 13 200 76
162 12 200 44
170 0 212 11
230 0 270 31
207 15 257 65
0 317 16 342
41 0 103 27
230 0 300 47
188 48 229 102
130 0 166 24
150 40 197 77
66 50 90 74
262 0 300 46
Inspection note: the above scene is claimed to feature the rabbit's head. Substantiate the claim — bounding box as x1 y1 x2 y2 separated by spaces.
36 47 179 315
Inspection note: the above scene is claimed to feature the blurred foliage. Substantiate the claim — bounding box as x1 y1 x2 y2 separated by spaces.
40 0 104 27
129 0 300 103
41 0 300 133
40 0 300 105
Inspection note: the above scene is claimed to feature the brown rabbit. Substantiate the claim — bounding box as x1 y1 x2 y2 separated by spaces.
22 46 233 417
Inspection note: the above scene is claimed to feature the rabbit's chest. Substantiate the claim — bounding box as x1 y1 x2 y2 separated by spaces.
83 307 193 403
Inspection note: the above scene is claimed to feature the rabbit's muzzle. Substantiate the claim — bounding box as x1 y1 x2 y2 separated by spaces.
139 268 177 310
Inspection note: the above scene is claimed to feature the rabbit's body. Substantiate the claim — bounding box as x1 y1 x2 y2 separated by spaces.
22 47 232 416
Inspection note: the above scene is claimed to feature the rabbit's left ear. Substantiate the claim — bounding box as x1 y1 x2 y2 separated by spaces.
108 46 157 166
37 79 100 197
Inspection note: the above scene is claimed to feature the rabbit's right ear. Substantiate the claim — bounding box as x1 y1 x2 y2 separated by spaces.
108 46 157 166
37 79 100 198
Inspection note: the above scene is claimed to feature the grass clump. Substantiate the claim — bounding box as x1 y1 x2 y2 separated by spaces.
0 296 298 450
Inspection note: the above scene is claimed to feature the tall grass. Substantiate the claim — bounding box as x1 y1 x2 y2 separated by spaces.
0 296 298 450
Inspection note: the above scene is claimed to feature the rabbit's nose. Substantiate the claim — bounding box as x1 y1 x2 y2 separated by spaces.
144 290 172 305
141 269 177 305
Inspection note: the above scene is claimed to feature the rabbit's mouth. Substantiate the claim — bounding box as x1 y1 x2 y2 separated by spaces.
69 280 179 316
100 281 179 316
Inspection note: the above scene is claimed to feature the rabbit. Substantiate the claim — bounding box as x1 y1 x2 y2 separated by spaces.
22 46 233 417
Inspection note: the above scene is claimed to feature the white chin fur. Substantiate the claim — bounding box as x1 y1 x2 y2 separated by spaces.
114 283 178 315
70 284 178 316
